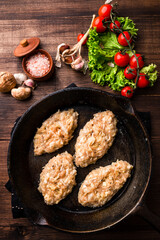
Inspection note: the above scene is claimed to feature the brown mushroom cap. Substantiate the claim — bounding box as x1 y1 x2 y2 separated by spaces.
11 86 32 100
0 72 16 93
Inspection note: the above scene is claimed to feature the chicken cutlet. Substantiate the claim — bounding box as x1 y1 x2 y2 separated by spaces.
74 110 117 167
34 109 78 156
78 160 133 208
38 151 77 205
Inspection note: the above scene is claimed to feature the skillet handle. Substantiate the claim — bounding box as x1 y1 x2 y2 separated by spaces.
115 95 135 115
136 203 160 232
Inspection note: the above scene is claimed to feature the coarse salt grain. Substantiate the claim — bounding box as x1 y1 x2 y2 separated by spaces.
26 53 50 77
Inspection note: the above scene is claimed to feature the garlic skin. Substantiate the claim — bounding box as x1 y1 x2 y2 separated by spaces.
24 79 37 89
107 62 115 68
59 44 70 54
74 61 84 70
0 72 16 93
105 0 113 4
71 56 83 66
11 86 31 100
14 73 27 85
55 15 95 71
55 43 70 68
71 56 88 74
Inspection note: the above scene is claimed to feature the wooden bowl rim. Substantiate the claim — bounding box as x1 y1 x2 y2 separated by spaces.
22 49 54 81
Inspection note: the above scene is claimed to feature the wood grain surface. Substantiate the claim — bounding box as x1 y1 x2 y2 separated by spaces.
0 0 160 239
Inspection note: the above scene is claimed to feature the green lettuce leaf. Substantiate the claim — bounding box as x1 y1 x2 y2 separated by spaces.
90 65 118 86
117 17 138 36
87 24 157 91
99 31 124 50
140 64 158 86
90 65 136 90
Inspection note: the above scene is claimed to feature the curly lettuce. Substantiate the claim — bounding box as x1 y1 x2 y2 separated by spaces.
87 17 158 91
140 64 158 86
87 28 134 90
117 17 138 36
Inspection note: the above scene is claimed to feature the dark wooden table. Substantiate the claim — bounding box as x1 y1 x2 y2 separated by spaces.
0 0 160 239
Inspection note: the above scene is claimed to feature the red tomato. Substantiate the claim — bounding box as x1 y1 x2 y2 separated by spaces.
114 52 130 67
124 66 137 80
129 54 144 69
92 16 106 33
98 4 112 20
77 33 87 45
135 73 150 88
110 20 121 32
118 31 132 46
121 86 134 98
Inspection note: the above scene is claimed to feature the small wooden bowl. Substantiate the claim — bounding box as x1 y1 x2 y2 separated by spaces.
22 49 54 81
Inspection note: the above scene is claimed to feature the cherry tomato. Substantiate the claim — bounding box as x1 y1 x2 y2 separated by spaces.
135 73 150 88
114 52 130 67
77 33 87 45
121 86 134 98
129 54 144 69
124 66 137 80
118 31 132 46
98 4 112 20
110 20 121 32
92 16 106 33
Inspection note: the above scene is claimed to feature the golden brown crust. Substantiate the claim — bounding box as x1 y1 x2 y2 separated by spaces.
78 160 133 208
75 110 117 167
38 152 77 205
34 109 78 156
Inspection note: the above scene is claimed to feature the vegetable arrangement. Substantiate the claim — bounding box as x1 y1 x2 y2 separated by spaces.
55 0 158 98
87 0 158 97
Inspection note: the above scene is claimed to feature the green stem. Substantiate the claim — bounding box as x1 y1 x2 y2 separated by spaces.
110 13 140 90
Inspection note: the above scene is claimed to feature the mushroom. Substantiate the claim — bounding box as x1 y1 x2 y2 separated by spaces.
11 86 32 100
0 72 16 93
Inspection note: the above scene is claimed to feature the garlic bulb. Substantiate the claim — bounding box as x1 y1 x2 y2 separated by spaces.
55 15 95 73
14 73 27 85
24 79 37 89
71 56 88 74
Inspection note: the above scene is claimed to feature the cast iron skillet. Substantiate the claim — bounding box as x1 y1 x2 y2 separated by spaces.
8 87 160 233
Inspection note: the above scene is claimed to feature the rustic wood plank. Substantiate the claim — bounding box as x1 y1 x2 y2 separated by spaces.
0 0 160 239
0 221 160 240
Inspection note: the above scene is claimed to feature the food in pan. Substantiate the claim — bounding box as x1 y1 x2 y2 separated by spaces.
34 109 78 156
78 160 133 208
74 110 117 167
38 151 77 205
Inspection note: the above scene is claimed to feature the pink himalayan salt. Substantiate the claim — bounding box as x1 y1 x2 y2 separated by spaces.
26 53 50 77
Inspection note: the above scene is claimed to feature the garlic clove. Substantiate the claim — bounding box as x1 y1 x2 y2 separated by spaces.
73 60 84 70
71 56 83 67
62 55 75 64
24 79 37 89
71 58 88 74
14 73 27 85
107 62 115 68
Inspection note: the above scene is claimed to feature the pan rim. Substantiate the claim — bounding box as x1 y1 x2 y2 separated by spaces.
7 87 152 233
